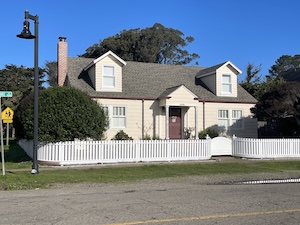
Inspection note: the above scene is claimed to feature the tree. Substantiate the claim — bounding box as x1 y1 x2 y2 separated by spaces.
14 86 108 142
240 63 262 99
268 55 300 79
80 23 199 65
239 62 286 100
251 82 300 137
44 61 58 87
0 64 45 110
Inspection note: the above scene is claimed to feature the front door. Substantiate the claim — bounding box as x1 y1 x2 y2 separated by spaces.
169 107 181 139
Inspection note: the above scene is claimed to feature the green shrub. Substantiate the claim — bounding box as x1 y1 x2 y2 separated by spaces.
111 130 133 140
14 87 108 142
198 128 219 139
142 134 160 140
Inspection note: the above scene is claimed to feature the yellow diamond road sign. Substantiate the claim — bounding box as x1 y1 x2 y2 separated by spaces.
2 107 14 123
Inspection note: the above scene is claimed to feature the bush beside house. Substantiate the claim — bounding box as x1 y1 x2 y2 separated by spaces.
14 86 108 142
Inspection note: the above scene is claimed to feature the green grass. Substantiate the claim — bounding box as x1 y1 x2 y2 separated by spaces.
2 139 32 169
0 140 300 191
0 161 299 191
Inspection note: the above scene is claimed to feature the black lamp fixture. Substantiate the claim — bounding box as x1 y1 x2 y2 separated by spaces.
17 19 35 39
16 10 39 174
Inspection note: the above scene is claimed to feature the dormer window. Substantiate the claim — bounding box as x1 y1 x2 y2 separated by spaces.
221 74 232 95
102 65 115 88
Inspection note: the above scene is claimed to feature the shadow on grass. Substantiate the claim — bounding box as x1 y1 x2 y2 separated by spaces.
2 139 31 163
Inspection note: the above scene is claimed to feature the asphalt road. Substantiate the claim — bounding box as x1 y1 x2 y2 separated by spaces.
0 174 299 225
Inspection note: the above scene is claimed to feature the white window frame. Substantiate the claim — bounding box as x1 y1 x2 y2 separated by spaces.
218 109 229 130
104 105 127 129
221 74 232 95
218 109 243 130
231 109 243 129
102 65 115 88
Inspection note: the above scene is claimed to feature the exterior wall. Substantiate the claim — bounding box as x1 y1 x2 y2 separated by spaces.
201 75 216 95
95 98 161 140
94 97 257 140
181 105 201 138
165 86 198 106
94 55 123 92
180 101 257 138
86 66 95 89
216 65 238 97
203 102 257 138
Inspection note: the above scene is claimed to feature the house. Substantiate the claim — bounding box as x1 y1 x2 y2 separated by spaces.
57 37 258 140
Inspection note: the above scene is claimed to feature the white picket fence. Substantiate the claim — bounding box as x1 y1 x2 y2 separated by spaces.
18 139 211 166
18 137 300 166
233 137 300 158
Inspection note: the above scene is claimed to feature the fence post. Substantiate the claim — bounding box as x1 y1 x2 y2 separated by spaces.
59 142 64 164
232 134 236 156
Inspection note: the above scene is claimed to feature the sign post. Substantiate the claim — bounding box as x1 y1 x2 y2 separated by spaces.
0 91 13 176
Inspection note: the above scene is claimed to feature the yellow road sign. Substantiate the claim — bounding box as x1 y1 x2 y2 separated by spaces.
3 119 13 123
2 107 14 121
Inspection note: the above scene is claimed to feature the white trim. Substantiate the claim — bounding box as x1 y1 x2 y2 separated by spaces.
219 61 242 74
217 109 244 130
102 65 116 89
165 106 169 139
104 105 127 129
221 74 232 96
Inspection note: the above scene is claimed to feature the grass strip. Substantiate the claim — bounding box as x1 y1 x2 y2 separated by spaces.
1 161 299 191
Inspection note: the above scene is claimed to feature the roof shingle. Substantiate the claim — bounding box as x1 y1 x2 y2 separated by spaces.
67 57 257 103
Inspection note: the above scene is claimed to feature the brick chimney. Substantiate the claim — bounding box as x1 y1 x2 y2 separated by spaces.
57 37 68 86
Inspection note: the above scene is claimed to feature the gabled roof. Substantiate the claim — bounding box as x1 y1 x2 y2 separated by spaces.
83 50 127 71
67 58 257 103
158 84 198 99
196 61 242 78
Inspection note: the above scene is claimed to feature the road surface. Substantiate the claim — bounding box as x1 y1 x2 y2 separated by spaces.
0 174 299 225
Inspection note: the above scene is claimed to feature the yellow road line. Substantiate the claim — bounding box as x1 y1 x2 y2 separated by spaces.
106 209 300 225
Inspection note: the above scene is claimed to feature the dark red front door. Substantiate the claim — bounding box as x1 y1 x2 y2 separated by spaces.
169 107 181 139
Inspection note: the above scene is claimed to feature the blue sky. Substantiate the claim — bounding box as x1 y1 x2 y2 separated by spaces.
1 0 299 82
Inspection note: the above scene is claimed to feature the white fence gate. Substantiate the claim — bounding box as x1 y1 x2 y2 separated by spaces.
210 137 232 156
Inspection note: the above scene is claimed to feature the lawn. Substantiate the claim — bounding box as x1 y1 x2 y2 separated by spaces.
0 140 300 191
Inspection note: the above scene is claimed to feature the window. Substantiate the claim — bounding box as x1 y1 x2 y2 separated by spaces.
232 110 243 129
103 66 115 88
218 109 243 130
218 110 229 129
112 106 126 128
222 74 232 95
104 106 127 128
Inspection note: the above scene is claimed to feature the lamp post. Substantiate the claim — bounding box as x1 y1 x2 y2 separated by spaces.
17 10 39 174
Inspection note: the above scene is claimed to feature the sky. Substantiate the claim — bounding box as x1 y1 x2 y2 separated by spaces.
1 0 300 82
